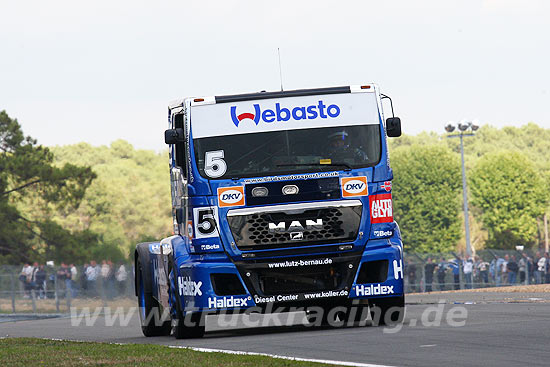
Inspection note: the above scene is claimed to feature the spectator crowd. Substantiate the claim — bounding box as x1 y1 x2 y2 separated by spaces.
18 260 131 299
405 251 550 292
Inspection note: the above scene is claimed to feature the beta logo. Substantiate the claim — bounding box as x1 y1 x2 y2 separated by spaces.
341 176 368 197
373 230 393 237
230 100 341 127
217 186 245 207
370 193 393 223
200 243 220 251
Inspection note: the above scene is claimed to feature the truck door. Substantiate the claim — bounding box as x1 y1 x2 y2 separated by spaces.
170 112 190 240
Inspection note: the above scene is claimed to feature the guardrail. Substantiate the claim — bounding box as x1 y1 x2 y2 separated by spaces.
0 265 134 314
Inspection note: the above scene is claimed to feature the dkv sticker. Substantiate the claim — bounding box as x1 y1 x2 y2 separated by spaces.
217 186 245 207
341 176 368 197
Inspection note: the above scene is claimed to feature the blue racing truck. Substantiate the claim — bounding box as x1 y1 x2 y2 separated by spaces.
135 84 404 338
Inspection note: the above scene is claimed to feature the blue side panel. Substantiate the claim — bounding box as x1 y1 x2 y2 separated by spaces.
350 237 404 299
168 234 254 313
177 260 254 311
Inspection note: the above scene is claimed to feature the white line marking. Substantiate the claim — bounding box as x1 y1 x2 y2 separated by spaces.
17 337 397 367
419 344 436 348
169 345 398 367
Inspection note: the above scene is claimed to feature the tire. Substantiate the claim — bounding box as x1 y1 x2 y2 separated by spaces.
169 255 205 339
173 311 205 339
135 243 171 337
369 295 405 326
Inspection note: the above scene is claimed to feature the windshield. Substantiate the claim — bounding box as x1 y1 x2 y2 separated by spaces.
193 124 381 179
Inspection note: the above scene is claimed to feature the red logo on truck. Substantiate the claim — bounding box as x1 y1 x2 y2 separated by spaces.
381 181 392 192
370 193 393 223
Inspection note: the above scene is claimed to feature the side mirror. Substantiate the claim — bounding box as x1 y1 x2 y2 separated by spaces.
164 128 185 144
386 117 402 137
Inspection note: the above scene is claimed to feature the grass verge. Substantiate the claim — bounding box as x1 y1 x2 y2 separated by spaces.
0 337 341 367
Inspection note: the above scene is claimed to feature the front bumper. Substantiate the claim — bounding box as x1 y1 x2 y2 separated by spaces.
174 239 403 312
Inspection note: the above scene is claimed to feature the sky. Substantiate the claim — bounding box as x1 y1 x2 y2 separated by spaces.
1 0 549 151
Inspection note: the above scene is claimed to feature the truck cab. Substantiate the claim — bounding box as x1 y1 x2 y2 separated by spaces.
135 84 404 338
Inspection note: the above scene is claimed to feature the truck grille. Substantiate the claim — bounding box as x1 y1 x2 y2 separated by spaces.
234 253 362 297
227 200 362 251
258 263 345 294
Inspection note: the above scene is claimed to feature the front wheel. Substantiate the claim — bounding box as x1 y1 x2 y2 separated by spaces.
169 255 205 339
173 311 206 339
136 256 171 336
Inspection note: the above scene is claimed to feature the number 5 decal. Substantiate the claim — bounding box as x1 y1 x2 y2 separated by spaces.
204 150 227 178
193 207 219 239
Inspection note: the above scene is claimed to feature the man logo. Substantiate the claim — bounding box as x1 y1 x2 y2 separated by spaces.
268 219 323 233
217 186 245 207
341 176 368 197
289 232 304 241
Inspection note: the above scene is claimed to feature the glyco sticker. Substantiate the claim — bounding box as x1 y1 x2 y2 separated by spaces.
370 193 393 223
217 186 245 207
341 176 368 197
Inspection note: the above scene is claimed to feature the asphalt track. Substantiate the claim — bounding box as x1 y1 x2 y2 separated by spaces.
1 292 550 367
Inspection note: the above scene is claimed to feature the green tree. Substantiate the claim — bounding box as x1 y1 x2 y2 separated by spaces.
469 151 547 249
0 111 97 264
391 145 462 253
50 140 172 255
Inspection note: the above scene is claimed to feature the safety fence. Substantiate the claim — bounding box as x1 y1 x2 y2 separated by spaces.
0 264 134 314
402 249 550 293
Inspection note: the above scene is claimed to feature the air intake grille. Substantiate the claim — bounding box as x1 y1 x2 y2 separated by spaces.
227 200 362 251
258 263 345 295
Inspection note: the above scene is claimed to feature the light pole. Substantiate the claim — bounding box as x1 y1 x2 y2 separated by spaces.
445 121 479 258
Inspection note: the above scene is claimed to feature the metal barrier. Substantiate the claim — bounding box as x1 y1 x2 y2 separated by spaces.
0 265 135 314
403 249 549 293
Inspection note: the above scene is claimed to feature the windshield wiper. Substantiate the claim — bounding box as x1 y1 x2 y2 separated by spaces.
276 162 353 170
